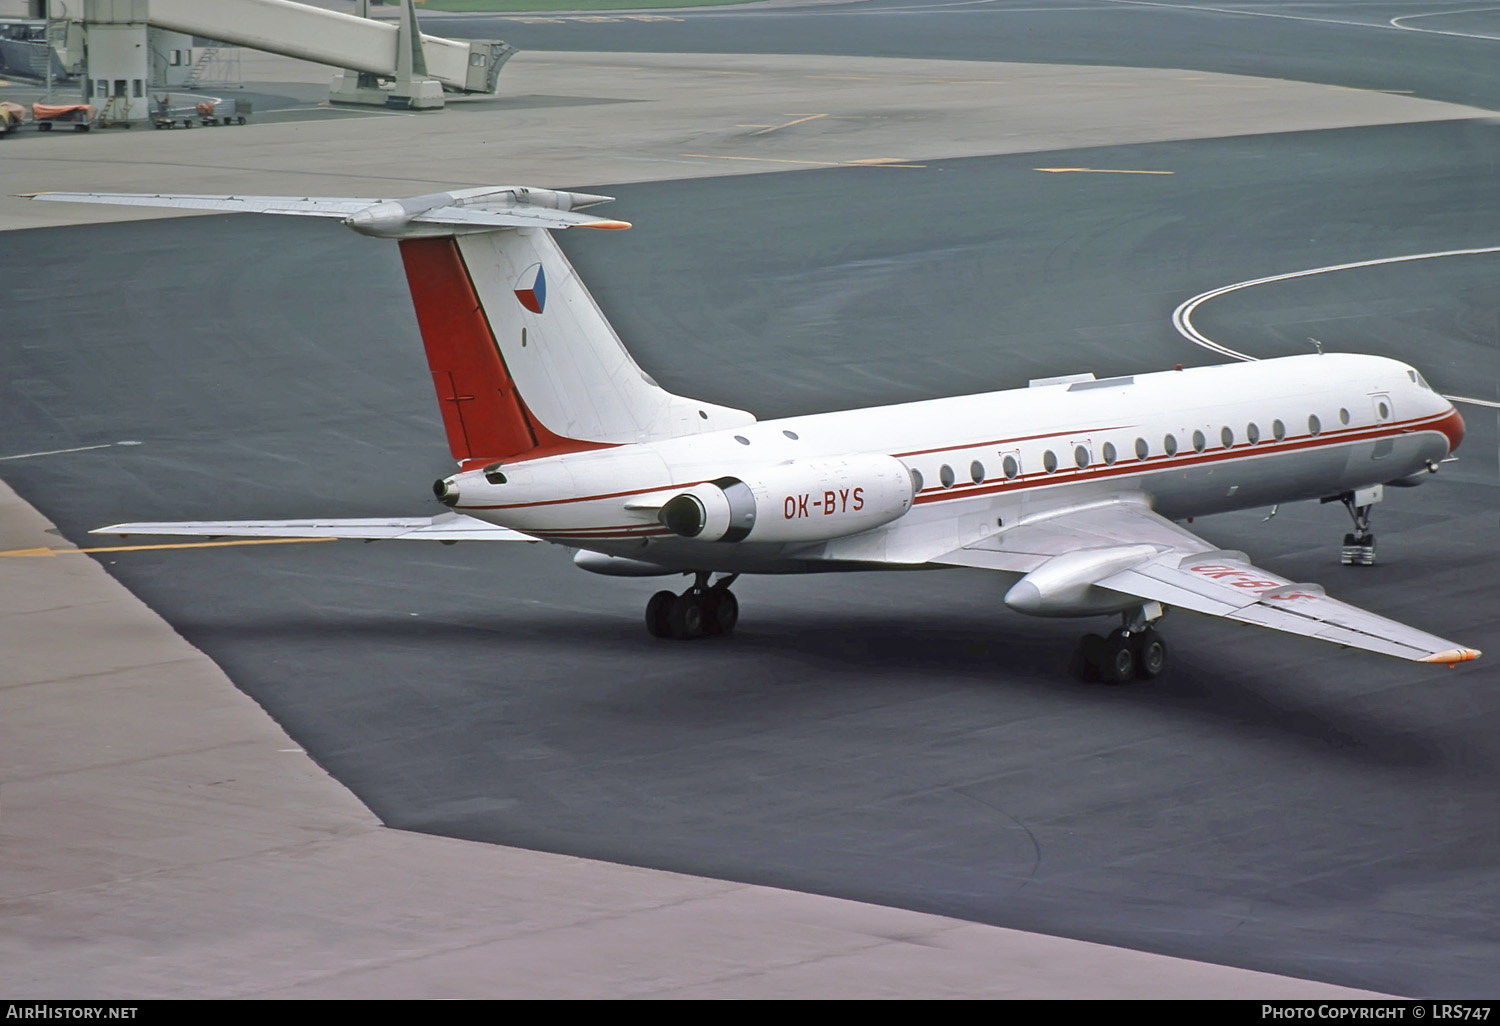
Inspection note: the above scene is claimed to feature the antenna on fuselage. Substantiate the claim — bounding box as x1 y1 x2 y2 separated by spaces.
1307 337 1324 355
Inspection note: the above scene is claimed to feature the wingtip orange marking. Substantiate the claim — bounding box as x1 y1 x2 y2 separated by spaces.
581 219 632 230
1421 648 1481 665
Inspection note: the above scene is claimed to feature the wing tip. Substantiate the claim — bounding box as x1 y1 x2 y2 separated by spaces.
1420 647 1481 665
580 218 632 231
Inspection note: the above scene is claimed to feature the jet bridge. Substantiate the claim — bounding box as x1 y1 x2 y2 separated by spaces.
79 0 513 116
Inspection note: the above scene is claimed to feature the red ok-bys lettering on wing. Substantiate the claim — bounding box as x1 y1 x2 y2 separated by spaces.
1188 563 1283 591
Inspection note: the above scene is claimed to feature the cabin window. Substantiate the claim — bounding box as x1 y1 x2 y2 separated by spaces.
1002 455 1019 480
1192 430 1206 453
1043 449 1058 473
782 429 799 440
1134 437 1149 460
1247 423 1260 444
1272 419 1286 441
940 464 956 488
1074 445 1089 469
1102 441 1117 465
970 460 985 484
1339 407 1350 425
1376 400 1391 420
1163 434 1178 457
734 435 750 445
1308 414 1321 437
909 468 924 493
1220 426 1234 448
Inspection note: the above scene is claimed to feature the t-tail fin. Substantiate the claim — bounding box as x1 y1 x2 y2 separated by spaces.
400 214 754 466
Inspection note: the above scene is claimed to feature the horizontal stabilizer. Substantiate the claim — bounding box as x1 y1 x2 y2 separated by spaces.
27 186 630 237
91 513 535 542
27 192 371 217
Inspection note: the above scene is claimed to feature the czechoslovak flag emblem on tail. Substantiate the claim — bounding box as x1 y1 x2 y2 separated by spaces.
515 262 546 314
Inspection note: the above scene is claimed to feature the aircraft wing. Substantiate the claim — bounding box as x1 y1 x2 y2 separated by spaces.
25 192 374 218
92 513 536 542
932 499 1479 665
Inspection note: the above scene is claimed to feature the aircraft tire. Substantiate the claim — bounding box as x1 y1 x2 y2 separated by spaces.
668 592 706 639
645 590 676 638
1133 629 1167 679
1076 633 1106 682
1098 632 1136 685
706 589 738 636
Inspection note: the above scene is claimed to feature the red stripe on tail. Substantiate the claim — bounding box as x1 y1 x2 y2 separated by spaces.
398 237 614 464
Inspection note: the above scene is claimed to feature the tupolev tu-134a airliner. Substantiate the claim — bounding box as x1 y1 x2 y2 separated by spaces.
31 186 1479 682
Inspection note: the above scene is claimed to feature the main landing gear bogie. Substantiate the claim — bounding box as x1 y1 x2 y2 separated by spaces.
1077 606 1168 684
646 573 740 640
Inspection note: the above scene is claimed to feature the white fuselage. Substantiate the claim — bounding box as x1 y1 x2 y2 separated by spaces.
440 354 1462 574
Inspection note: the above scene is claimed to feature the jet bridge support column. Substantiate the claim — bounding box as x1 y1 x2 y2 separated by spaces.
82 0 151 124
330 0 441 109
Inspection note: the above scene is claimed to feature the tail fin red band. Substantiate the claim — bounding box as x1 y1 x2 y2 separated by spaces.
399 237 610 464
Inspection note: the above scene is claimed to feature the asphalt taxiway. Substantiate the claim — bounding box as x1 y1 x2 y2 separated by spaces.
5 2 1499 999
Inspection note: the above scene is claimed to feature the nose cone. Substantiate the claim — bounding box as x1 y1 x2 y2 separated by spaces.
1438 405 1466 455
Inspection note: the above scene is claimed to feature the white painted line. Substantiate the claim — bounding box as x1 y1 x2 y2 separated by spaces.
1098 0 1451 36
1391 6 1500 42
0 442 116 462
1170 246 1500 409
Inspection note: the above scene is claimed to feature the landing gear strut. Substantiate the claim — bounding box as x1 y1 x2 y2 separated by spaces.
1338 490 1378 566
1077 604 1167 684
646 572 740 640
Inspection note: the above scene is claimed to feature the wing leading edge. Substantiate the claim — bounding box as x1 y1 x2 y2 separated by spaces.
933 499 1478 665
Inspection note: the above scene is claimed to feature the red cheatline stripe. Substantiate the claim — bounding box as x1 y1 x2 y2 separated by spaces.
457 479 713 512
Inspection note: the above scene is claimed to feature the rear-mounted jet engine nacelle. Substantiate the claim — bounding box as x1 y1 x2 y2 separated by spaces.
657 455 915 544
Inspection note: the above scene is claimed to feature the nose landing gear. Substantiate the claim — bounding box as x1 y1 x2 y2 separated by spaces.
646 572 740 640
1334 485 1383 566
